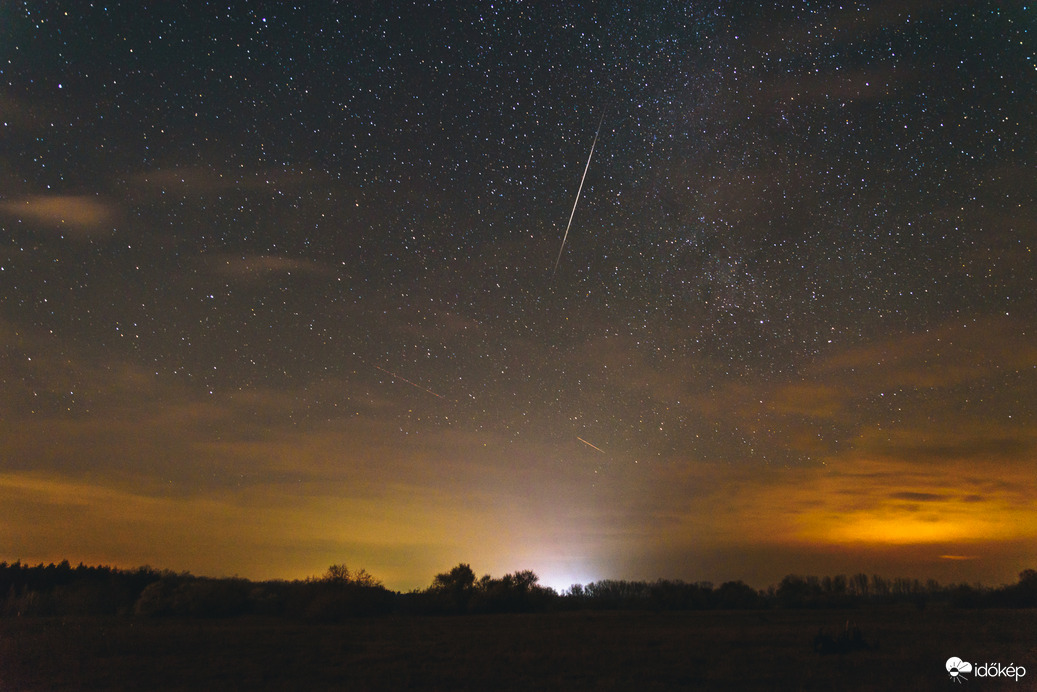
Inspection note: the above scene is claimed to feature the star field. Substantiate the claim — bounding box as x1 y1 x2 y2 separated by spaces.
1 1 1035 589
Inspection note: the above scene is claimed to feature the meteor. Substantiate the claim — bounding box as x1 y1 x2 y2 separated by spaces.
552 112 605 275
373 365 446 400
577 436 606 453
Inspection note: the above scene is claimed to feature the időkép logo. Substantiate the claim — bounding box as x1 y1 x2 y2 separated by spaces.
946 656 1026 683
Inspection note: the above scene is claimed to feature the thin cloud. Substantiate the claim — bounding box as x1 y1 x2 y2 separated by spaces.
768 381 844 419
0 195 118 238
204 254 338 283
806 315 1037 400
889 491 946 502
856 425 1034 465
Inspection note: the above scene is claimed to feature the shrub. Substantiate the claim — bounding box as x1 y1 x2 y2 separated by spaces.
812 621 877 655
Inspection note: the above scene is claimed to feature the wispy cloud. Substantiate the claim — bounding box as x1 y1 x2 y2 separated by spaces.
203 254 339 283
0 195 118 238
815 315 1034 390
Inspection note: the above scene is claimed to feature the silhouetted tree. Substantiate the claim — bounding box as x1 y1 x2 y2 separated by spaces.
133 578 180 617
776 575 824 608
992 569 1037 608
429 563 477 613
648 580 714 610
295 564 393 620
432 563 476 591
716 580 763 609
321 564 382 588
133 576 251 617
582 580 656 608
850 573 870 599
870 574 890 600
470 570 555 613
949 582 985 608
824 574 848 596
1016 569 1037 606
325 564 350 583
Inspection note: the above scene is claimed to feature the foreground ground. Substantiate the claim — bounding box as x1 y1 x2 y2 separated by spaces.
1 607 1033 690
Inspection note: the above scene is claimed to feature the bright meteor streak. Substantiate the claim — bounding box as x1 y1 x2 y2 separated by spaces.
553 112 605 275
577 436 605 453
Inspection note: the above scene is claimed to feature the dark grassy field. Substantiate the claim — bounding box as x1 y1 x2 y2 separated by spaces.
1 607 1033 690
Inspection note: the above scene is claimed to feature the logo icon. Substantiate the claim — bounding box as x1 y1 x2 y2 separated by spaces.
947 657 973 683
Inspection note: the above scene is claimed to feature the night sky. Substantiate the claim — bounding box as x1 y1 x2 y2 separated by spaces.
1 1 1034 591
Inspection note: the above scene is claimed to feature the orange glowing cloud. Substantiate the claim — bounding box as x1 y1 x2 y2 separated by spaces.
718 450 1037 552
0 195 117 237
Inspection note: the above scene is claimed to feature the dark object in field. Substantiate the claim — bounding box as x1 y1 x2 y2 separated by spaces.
811 620 877 655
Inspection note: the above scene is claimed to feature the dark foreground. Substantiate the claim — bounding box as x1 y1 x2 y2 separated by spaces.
1 607 1033 691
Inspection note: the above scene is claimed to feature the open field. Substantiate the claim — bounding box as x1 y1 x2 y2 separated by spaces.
1 607 1033 690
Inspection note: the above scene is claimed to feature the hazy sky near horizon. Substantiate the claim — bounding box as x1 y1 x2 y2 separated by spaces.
1 1 1034 591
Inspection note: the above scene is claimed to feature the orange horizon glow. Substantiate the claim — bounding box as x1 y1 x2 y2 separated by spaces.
4 441 1036 591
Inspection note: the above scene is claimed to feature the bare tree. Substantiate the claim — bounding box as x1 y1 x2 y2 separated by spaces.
322 564 382 588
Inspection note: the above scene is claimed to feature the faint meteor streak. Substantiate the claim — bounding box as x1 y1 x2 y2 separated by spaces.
577 436 605 453
373 365 446 399
552 112 605 275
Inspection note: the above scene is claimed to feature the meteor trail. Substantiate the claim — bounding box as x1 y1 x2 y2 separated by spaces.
373 365 446 400
553 112 605 275
577 436 606 453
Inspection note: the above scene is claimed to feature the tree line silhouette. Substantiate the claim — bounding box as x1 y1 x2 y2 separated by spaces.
2 560 1035 620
